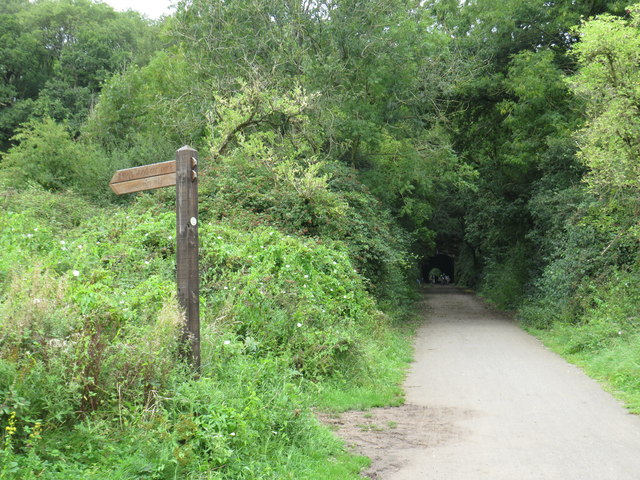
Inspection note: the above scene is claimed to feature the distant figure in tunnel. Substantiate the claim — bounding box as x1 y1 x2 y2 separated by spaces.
428 268 441 285
424 253 455 285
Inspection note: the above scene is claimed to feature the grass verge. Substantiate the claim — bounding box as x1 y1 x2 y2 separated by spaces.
529 326 640 414
313 319 417 413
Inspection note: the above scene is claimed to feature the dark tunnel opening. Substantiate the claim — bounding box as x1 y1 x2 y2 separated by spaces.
422 253 455 284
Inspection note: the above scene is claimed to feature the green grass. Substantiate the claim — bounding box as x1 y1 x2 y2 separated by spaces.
521 266 640 416
531 326 640 414
313 318 417 413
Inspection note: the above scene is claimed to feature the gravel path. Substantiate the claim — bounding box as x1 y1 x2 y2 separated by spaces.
324 286 640 479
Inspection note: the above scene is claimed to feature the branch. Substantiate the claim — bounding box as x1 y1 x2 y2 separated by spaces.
213 111 260 160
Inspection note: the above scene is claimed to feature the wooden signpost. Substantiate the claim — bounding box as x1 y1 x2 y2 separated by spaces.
110 146 200 371
109 160 177 195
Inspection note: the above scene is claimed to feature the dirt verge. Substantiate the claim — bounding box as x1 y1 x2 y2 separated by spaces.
318 404 473 478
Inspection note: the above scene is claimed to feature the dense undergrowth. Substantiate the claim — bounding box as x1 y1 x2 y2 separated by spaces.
0 185 415 478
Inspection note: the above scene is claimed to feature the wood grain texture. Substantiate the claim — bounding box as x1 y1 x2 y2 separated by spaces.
175 146 200 371
109 160 176 184
109 173 176 195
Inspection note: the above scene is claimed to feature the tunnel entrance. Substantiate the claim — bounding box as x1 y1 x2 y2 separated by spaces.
422 253 455 283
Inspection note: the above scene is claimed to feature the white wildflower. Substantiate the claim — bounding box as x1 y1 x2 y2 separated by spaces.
72 270 80 277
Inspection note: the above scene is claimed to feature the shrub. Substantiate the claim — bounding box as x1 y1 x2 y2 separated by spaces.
479 242 534 310
199 224 383 379
0 118 131 201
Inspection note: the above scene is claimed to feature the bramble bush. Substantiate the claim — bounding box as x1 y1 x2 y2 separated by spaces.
477 243 534 310
199 223 383 379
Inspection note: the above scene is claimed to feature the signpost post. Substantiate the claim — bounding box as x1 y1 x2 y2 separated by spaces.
109 146 200 371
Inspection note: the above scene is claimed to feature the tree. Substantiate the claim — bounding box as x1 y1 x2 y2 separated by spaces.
570 5 640 202
426 0 627 295
568 4 640 253
0 0 161 149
